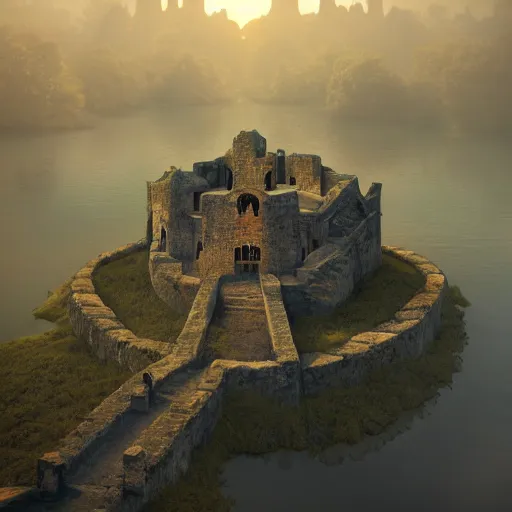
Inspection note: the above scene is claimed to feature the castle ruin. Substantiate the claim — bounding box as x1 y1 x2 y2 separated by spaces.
147 130 383 316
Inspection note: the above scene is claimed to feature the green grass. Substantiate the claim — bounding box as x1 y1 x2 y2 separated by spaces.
146 285 469 512
0 283 132 487
291 254 426 353
93 250 186 343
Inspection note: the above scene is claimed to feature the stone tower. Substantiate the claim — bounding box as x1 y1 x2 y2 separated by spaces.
135 0 163 19
269 0 300 17
318 0 337 16
367 0 384 18
181 0 206 17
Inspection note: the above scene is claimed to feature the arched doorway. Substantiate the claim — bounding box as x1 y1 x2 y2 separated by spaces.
160 227 167 252
234 244 261 274
237 193 260 217
226 167 233 190
264 171 272 191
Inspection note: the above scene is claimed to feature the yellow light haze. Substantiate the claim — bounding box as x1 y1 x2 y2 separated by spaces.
163 1 357 27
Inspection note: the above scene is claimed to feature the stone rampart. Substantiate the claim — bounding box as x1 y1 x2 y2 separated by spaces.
122 366 225 509
69 240 172 372
301 246 447 395
148 251 201 315
40 246 221 495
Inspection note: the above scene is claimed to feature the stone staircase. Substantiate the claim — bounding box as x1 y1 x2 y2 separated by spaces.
204 276 273 362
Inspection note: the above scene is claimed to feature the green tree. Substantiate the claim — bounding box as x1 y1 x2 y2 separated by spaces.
0 28 84 130
326 56 410 123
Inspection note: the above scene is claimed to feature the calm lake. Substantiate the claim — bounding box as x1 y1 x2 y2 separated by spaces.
1 104 511 511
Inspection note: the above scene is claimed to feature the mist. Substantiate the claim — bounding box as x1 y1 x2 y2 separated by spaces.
0 0 510 134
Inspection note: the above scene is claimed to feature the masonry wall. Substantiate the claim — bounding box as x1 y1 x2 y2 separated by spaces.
198 188 302 277
286 154 322 195
301 246 447 395
40 268 221 491
148 168 208 263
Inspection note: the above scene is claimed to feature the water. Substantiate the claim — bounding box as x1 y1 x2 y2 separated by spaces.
1 104 511 510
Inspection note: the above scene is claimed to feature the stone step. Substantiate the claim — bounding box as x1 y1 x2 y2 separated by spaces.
224 304 266 312
223 297 263 305
221 289 262 298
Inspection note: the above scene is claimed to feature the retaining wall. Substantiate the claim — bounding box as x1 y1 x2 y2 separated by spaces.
301 246 447 395
69 240 171 372
39 248 221 496
38 243 447 512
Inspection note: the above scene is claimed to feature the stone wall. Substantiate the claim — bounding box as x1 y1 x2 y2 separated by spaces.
301 247 447 395
286 154 322 195
148 168 208 262
199 188 301 276
283 211 382 316
148 252 200 315
39 267 222 494
122 366 225 509
69 240 171 372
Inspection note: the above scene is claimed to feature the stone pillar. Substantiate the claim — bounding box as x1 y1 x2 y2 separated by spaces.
37 452 66 498
123 446 148 497
130 384 150 413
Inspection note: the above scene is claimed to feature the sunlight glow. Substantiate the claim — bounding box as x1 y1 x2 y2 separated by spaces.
160 1 358 28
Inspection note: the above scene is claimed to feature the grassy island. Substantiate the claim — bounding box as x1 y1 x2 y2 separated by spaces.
0 249 469 511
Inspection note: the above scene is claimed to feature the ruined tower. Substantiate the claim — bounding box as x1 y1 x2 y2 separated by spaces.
269 0 300 18
318 0 338 16
135 0 163 20
367 0 384 18
181 0 206 17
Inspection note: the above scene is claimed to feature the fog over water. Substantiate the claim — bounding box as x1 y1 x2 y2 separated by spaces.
1 103 511 509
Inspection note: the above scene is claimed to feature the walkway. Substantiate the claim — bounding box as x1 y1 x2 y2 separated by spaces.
204 275 273 362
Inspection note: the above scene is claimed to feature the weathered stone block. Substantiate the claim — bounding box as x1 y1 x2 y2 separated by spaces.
37 452 66 496
131 385 150 412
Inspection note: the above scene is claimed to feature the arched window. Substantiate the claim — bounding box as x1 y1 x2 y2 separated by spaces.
264 171 272 191
226 167 233 191
196 241 203 260
160 227 167 252
237 193 260 217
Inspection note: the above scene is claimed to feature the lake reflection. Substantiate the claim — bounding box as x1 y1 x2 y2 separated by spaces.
1 105 512 511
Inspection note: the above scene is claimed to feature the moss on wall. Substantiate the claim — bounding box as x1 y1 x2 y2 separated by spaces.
291 254 425 353
146 285 469 512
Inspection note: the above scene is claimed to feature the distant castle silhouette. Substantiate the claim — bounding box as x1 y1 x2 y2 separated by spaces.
134 0 385 23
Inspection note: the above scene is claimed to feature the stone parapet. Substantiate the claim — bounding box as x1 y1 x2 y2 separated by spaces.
148 252 200 314
68 240 172 373
301 247 447 395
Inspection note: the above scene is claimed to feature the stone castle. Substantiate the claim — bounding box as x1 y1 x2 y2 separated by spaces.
147 130 383 316
31 131 450 512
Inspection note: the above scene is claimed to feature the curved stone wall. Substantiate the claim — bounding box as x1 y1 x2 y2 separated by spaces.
301 246 447 395
68 239 174 373
148 247 201 315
